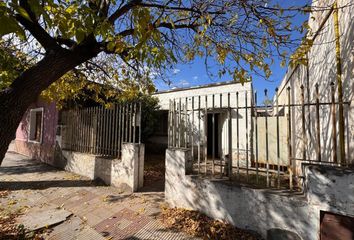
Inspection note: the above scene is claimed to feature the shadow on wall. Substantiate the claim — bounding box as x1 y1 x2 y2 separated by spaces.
15 101 59 164
52 143 143 192
165 149 354 240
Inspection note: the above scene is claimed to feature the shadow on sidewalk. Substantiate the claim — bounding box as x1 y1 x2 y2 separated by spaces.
0 179 105 191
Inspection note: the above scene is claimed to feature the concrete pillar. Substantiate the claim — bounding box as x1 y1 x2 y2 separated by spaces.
118 143 145 192
166 148 193 178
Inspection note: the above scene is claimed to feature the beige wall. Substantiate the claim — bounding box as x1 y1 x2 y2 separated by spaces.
276 0 354 165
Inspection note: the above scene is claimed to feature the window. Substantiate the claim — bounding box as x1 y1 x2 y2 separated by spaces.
28 108 43 143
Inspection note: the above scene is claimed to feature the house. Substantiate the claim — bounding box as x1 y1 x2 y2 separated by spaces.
11 99 59 164
163 1 354 240
275 0 354 167
147 81 252 164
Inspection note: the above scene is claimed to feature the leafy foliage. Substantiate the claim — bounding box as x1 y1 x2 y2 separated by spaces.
0 0 311 100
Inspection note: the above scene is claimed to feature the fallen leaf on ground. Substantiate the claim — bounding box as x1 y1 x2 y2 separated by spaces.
160 207 263 240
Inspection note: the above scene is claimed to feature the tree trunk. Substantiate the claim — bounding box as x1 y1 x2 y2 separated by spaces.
0 48 98 165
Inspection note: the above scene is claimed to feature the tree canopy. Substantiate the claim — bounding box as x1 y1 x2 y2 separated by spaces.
0 0 310 96
0 0 315 163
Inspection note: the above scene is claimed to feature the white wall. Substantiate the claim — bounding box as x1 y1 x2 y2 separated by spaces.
165 148 354 240
276 0 354 165
154 82 253 161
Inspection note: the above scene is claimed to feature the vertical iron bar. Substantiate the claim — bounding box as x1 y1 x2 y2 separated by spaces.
245 91 249 182
275 88 280 189
107 108 115 156
236 92 240 178
173 99 176 147
100 108 104 155
168 100 171 148
331 82 337 163
178 98 182 148
212 94 215 175
228 93 232 180
113 105 118 156
287 87 293 190
80 109 83 152
130 103 133 143
86 108 90 153
191 97 195 159
139 102 142 144
315 84 321 162
204 95 208 175
250 90 255 184
198 96 201 174
133 103 137 144
220 93 223 176
118 104 122 158
129 103 132 143
265 89 269 187
254 92 259 184
125 104 128 142
300 84 306 161
185 97 188 148
105 108 109 155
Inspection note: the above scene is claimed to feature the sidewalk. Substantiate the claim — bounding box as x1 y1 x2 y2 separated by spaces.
0 152 198 240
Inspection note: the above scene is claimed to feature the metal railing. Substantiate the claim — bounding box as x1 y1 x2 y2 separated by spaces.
168 83 351 190
61 103 142 158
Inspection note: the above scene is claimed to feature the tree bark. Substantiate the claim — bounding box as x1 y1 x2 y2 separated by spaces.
0 48 98 165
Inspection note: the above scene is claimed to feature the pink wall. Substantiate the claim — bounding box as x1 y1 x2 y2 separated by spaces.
14 99 59 163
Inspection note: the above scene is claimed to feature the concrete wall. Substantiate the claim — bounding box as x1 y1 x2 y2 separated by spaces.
153 81 253 161
53 143 144 192
13 99 58 164
276 0 354 165
165 148 354 240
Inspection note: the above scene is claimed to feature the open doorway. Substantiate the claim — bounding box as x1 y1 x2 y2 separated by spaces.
141 110 168 192
207 113 220 158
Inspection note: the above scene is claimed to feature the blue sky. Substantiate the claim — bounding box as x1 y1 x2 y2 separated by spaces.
154 1 310 102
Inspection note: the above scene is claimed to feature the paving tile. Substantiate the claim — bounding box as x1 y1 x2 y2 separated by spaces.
1 152 200 240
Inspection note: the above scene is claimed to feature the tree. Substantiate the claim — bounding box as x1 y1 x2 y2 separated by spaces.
0 0 306 164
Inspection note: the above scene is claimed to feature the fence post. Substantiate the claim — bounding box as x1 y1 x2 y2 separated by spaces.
300 84 306 161
198 96 201 173
287 87 293 190
236 92 240 179
204 95 208 175
228 93 232 180
275 88 280 189
331 82 338 163
212 94 215 175
264 89 269 187
254 91 259 184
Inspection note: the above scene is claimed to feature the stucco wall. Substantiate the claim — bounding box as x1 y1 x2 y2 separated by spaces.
153 82 253 160
52 143 144 192
165 148 354 240
275 0 354 165
13 100 58 163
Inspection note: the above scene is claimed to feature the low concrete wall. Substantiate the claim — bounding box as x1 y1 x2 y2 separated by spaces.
165 148 354 240
53 143 144 192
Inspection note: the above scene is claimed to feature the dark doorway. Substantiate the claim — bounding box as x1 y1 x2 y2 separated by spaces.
207 113 220 158
142 110 168 192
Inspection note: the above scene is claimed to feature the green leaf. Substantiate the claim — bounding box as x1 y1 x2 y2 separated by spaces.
0 14 25 39
17 6 32 22
75 28 85 43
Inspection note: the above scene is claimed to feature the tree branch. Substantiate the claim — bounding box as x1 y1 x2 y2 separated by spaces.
108 0 142 24
16 1 60 51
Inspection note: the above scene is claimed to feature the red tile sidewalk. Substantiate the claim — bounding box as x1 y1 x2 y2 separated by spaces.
0 152 198 240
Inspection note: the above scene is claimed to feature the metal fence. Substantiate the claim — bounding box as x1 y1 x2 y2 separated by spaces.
61 102 142 158
168 83 351 190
